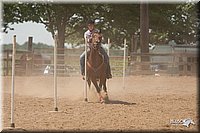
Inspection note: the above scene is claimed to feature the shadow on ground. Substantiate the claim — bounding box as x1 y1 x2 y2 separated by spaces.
106 99 136 105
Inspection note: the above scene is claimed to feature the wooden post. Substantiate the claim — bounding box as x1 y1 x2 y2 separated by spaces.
131 34 135 53
26 36 33 75
28 37 33 51
123 39 126 89
6 50 9 75
134 35 138 53
131 34 138 61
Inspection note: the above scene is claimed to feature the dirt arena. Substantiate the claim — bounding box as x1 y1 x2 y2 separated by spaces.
1 75 198 132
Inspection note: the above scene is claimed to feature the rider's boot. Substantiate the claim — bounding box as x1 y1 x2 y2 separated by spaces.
106 64 112 79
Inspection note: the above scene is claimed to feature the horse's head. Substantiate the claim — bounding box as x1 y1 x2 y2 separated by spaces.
90 31 102 50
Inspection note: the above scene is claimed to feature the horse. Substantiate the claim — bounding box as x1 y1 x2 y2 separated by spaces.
86 31 109 103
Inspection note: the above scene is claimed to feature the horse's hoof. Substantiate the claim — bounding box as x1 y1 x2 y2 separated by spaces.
100 99 105 104
99 96 104 104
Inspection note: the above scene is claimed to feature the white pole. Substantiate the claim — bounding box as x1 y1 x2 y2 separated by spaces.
107 38 110 56
123 38 126 89
11 35 16 128
84 39 88 102
54 34 58 111
107 38 110 91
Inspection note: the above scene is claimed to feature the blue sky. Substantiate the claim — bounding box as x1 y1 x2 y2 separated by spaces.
1 22 54 45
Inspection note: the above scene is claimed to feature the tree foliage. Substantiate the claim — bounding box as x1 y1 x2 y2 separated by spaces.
3 2 198 50
149 3 198 44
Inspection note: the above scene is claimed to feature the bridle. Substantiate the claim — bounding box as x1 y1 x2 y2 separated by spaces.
89 32 102 50
88 42 101 50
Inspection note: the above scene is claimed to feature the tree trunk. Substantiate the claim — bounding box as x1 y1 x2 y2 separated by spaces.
140 3 150 71
140 3 149 60
56 18 66 76
131 34 138 62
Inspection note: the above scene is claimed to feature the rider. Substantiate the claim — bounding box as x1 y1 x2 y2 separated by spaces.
80 19 112 80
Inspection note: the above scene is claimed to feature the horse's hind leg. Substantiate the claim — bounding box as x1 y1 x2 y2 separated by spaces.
99 79 103 92
87 79 91 88
102 78 107 93
102 78 109 103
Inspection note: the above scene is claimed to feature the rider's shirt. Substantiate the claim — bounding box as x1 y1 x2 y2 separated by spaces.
84 29 100 45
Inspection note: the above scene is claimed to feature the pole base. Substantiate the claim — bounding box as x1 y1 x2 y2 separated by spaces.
54 107 58 111
84 98 88 102
10 123 15 128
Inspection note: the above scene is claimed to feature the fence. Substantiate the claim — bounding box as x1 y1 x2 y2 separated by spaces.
128 52 198 76
2 48 129 77
2 48 198 77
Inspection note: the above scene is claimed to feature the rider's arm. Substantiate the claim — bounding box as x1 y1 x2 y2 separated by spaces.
84 31 93 46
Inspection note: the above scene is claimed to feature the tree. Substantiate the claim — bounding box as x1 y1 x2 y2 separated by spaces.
3 3 83 49
149 3 198 44
140 3 149 58
64 4 140 50
3 3 198 49
64 3 198 49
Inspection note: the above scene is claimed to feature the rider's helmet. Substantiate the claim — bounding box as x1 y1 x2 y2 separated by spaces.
87 19 95 25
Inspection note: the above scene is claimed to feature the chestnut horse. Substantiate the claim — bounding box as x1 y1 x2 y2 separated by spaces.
86 31 108 103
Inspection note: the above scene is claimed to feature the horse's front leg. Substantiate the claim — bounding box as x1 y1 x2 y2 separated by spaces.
91 79 104 103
